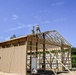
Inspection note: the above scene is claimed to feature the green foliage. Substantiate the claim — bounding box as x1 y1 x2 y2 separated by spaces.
71 47 76 68
71 47 76 55
10 34 16 39
72 55 76 67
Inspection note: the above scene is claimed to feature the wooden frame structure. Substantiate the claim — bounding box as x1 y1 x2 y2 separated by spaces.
26 30 71 74
0 30 71 75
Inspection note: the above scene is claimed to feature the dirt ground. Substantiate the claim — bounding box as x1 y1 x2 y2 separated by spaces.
0 71 76 75
0 72 20 75
58 71 76 75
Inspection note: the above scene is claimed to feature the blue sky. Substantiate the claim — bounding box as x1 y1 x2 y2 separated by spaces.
0 0 76 47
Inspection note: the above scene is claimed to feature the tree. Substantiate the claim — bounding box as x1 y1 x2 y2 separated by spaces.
71 47 76 55
10 34 16 39
71 47 76 68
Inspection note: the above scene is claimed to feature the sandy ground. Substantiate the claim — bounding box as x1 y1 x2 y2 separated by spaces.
58 71 76 75
0 72 20 75
0 71 76 75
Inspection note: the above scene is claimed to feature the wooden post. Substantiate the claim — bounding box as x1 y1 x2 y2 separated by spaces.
30 41 32 74
42 33 45 71
61 46 64 71
68 47 72 69
26 40 28 75
36 35 38 58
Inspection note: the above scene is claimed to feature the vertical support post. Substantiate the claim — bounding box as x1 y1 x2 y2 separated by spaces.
26 40 28 75
56 49 58 70
50 53 52 69
67 49 69 69
69 47 72 69
36 35 38 58
61 39 65 71
61 46 64 71
42 33 45 71
30 41 32 74
39 52 40 69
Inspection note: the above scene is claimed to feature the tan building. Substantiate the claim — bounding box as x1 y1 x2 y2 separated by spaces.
0 30 72 75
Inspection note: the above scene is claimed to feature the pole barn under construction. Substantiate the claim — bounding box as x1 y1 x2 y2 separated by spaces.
0 30 72 75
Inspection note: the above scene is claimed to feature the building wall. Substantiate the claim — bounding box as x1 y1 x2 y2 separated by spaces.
0 45 26 75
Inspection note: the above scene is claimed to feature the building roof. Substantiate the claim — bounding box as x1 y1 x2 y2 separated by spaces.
0 30 71 48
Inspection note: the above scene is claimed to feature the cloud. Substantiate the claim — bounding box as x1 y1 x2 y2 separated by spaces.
0 36 6 42
5 36 10 41
44 21 51 24
18 23 33 28
41 18 65 24
6 26 27 32
13 14 19 20
41 21 51 24
34 15 42 20
52 2 64 6
53 18 65 22
27 24 32 28
5 24 34 32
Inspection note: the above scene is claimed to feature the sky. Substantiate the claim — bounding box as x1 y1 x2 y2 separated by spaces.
0 0 76 47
